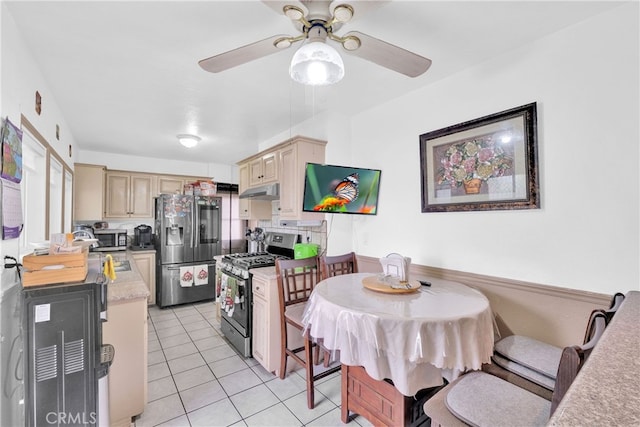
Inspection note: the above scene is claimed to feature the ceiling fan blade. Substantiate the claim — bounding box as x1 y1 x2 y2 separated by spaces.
341 31 432 78
198 35 291 73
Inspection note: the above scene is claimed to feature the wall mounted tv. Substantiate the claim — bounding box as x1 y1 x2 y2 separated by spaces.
302 163 382 215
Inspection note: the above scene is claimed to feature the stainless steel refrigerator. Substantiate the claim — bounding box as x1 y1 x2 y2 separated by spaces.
154 194 221 308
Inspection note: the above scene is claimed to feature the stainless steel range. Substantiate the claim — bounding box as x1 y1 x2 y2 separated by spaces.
218 232 299 357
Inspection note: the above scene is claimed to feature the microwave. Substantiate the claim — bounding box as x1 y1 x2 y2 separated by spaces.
93 229 128 251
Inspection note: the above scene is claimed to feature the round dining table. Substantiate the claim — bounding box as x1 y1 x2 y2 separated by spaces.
302 272 495 397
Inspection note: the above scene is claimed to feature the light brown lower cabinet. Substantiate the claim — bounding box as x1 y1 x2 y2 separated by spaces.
102 297 148 427
131 251 156 305
251 273 303 377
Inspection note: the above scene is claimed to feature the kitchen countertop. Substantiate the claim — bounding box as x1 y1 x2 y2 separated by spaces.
547 290 639 426
89 252 149 303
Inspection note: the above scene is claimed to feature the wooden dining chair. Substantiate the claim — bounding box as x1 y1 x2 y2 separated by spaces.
316 252 359 366
275 256 340 409
319 252 359 280
423 310 608 427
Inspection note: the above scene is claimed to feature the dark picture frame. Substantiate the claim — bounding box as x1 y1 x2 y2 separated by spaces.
419 102 539 212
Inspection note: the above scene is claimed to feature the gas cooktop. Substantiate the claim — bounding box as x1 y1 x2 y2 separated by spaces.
221 232 300 272
222 252 287 269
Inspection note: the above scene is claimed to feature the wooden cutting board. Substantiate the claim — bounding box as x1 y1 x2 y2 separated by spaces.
362 275 420 294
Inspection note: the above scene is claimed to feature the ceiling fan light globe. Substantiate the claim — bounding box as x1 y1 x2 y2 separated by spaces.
289 41 344 86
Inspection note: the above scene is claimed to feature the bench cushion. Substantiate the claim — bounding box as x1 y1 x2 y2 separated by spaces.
491 353 556 390
494 335 562 378
445 372 551 427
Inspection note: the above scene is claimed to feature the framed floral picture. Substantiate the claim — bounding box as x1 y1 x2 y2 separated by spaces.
420 103 539 212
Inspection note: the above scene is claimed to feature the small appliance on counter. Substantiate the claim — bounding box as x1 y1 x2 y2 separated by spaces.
294 242 319 259
93 229 128 252
132 224 153 250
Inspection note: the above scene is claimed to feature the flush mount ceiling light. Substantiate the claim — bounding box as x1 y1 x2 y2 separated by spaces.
177 134 200 148
289 25 344 86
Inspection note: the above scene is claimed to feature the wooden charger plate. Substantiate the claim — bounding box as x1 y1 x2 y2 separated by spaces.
362 275 420 294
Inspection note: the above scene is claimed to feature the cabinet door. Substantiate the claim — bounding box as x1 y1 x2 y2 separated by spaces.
248 158 264 187
105 172 130 218
157 176 184 195
239 197 251 219
278 144 298 218
248 151 278 187
132 252 156 305
73 163 105 221
261 152 278 183
252 278 268 368
238 163 250 193
129 174 153 217
102 298 147 425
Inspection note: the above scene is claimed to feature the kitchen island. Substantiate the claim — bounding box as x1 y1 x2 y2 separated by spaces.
91 252 149 427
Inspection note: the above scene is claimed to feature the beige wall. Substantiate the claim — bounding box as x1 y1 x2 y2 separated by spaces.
344 4 639 296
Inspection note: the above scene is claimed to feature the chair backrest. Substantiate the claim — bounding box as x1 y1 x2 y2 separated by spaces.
583 292 625 343
551 310 607 415
275 256 321 308
320 252 358 280
605 292 625 322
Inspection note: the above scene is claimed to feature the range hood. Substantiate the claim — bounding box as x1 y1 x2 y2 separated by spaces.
239 183 279 200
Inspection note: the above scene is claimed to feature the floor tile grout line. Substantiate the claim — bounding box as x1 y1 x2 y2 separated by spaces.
145 302 345 427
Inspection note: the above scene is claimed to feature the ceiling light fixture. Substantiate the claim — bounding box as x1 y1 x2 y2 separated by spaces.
177 134 200 148
290 25 344 86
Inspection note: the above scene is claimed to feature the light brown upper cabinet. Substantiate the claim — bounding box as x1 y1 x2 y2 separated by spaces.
157 175 185 195
277 137 326 221
73 163 106 221
238 162 272 220
248 150 278 187
105 171 153 218
237 136 326 221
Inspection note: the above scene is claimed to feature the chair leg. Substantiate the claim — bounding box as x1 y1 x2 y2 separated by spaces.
314 343 321 365
304 333 315 409
279 322 288 380
323 348 331 368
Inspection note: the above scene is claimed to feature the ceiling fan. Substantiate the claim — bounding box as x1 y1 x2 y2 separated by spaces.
198 0 432 83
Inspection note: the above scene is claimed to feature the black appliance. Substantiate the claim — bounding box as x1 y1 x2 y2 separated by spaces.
218 232 299 357
133 224 153 249
21 257 112 426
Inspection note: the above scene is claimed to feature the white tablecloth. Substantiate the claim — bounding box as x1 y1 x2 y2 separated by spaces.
302 273 495 396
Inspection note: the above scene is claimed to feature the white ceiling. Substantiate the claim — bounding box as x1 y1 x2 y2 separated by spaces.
5 1 622 166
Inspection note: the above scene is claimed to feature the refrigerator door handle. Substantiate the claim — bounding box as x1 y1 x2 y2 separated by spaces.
193 201 198 250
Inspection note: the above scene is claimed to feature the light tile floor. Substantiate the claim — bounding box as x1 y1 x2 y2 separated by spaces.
136 301 374 427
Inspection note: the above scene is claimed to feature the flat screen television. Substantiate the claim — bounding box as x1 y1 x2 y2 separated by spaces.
302 163 382 215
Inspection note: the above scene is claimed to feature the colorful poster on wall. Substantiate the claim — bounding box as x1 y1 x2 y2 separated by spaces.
1 117 23 183
1 178 23 239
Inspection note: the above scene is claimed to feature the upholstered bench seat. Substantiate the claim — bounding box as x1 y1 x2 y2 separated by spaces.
491 353 556 390
494 334 563 378
445 372 551 427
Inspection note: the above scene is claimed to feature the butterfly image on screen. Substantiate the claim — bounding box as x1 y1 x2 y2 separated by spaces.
334 173 359 203
302 163 381 215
